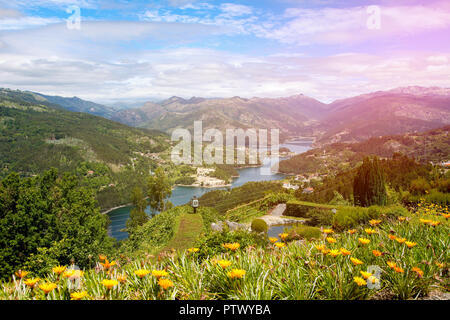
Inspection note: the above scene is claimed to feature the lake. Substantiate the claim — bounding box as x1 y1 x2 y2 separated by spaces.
107 141 312 240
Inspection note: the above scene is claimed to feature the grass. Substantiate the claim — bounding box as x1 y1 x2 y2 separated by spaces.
161 213 204 253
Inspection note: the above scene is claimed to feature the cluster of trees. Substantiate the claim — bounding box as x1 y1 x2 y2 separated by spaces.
353 157 387 207
0 169 115 280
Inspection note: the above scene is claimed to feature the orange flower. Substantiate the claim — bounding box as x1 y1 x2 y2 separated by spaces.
134 269 151 278
405 241 417 248
217 260 232 269
435 262 445 268
14 270 29 279
394 266 404 273
339 248 351 256
328 249 341 257
387 261 397 269
369 219 381 226
226 269 246 279
269 237 278 244
364 228 377 235
411 267 423 278
397 216 406 222
326 237 337 244
99 254 107 261
350 257 363 265
101 279 118 289
358 238 370 245
158 278 174 290
322 228 334 234
388 234 397 240
24 278 40 288
152 270 169 278
395 237 406 244
360 271 372 280
274 242 286 249
39 282 57 294
347 229 357 235
222 243 240 251
117 274 127 284
100 259 116 270
52 265 66 275
372 250 382 257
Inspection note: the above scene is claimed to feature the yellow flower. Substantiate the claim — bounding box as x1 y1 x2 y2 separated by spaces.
70 291 88 300
367 275 379 285
227 269 246 279
372 250 382 257
411 267 423 278
52 265 66 275
398 216 406 222
14 270 29 279
364 228 377 235
435 262 445 268
39 282 57 294
420 218 432 225
222 243 240 251
158 278 174 290
405 241 417 248
217 260 232 269
339 248 351 256
369 219 381 226
360 271 372 279
187 247 200 253
152 270 169 278
347 229 357 235
350 257 363 265
326 237 336 244
101 279 118 289
358 238 370 245
134 269 151 278
387 261 397 269
328 249 341 257
24 278 40 288
117 274 127 284
430 221 441 227
323 228 334 234
278 233 289 241
269 237 278 244
395 237 406 244
315 244 326 251
353 277 366 286
274 242 286 249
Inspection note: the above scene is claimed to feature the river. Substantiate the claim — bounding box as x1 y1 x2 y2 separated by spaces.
108 141 312 240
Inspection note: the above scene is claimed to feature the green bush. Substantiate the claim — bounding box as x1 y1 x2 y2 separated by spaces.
287 225 321 240
251 218 268 233
332 205 406 230
285 200 336 217
304 208 334 226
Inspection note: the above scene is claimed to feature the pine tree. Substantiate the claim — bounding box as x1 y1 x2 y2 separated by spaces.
353 156 387 207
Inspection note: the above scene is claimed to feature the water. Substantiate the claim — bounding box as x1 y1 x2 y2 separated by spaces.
107 141 311 240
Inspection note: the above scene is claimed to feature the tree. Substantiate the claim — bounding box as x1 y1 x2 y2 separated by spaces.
353 156 387 207
126 186 149 232
147 167 172 216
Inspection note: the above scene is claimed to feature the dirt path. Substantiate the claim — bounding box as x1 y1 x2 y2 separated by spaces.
258 203 302 227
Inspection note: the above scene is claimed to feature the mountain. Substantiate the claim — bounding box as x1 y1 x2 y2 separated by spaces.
111 94 328 138
317 86 450 145
279 125 450 175
0 89 170 209
0 88 117 118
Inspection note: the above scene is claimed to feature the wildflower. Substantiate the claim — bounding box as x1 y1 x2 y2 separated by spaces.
388 234 397 240
39 283 57 294
387 261 397 269
347 229 357 235
358 238 370 245
222 243 240 251
369 219 381 226
360 271 372 279
227 269 246 279
152 270 169 278
274 242 286 249
63 269 75 278
395 237 406 244
367 275 379 285
326 237 336 244
405 241 417 248
279 233 288 241
328 249 341 257
217 260 232 269
134 269 151 278
117 274 127 284
187 248 199 253
411 267 424 278
442 213 450 219
322 228 333 234
420 218 432 225
394 266 404 273
315 244 326 251
52 265 66 275
353 277 366 286
350 257 363 265
70 291 88 300
158 278 174 290
101 279 118 289
99 254 107 261
435 262 445 268
398 216 406 222
24 278 40 288
269 237 278 244
339 248 351 256
372 250 382 257
100 259 116 270
364 228 377 235
14 270 29 279
430 221 441 227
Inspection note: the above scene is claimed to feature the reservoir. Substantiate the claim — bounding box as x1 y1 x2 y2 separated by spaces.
108 141 311 240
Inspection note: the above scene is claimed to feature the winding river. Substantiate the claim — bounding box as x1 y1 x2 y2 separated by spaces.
108 141 312 240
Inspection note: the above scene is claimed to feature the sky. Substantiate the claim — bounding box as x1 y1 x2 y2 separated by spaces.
0 0 449 105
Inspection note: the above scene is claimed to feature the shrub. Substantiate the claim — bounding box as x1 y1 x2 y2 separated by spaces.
304 208 334 226
287 225 321 241
251 218 268 233
260 192 294 210
285 200 335 218
409 178 431 195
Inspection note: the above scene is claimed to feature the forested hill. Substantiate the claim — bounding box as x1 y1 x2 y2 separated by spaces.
0 91 170 209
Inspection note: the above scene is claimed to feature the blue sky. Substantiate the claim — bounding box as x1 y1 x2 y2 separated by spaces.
0 0 449 104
